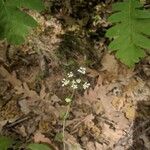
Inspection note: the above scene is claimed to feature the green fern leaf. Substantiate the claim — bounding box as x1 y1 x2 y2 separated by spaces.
0 0 44 45
106 0 150 67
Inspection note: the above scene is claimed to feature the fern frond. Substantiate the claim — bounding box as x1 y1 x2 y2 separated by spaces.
0 0 44 45
106 0 150 67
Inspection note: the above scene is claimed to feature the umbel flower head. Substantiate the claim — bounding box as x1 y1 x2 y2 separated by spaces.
77 67 86 74
67 72 74 78
61 66 90 90
71 80 78 89
83 82 90 89
62 78 70 86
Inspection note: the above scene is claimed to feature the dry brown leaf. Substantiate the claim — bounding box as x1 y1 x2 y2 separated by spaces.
83 114 95 124
86 141 96 150
72 114 94 130
65 133 83 150
102 123 124 146
101 53 118 73
123 106 135 120
0 66 22 87
81 75 130 133
93 101 104 115
15 82 39 100
95 142 103 150
34 132 52 144
83 76 117 118
33 132 59 150
18 125 27 137
111 97 125 111
18 99 30 114
86 68 99 78
50 94 61 104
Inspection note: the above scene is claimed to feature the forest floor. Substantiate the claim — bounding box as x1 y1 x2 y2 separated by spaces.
0 1 150 150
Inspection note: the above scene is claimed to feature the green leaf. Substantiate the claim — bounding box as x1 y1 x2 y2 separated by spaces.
28 143 52 150
0 136 13 150
106 0 150 67
6 0 44 12
0 0 44 45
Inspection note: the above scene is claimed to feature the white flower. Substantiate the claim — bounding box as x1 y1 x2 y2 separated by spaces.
77 67 86 74
76 79 81 83
71 84 78 89
71 80 78 89
83 82 90 90
65 97 72 103
72 80 76 84
67 72 74 78
62 78 70 86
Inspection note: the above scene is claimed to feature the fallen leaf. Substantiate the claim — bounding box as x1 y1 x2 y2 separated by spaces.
101 53 118 73
18 99 30 114
50 94 61 104
123 106 135 120
102 123 124 147
0 66 22 87
15 82 39 100
93 101 104 115
65 133 83 150
111 97 125 111
95 142 103 150
86 141 96 150
34 132 52 145
18 125 27 137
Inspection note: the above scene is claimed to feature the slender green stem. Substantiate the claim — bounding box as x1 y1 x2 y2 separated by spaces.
62 90 75 150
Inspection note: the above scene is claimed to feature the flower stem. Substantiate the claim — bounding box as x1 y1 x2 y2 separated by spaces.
62 90 75 150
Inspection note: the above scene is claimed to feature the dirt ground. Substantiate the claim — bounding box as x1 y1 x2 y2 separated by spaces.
0 1 150 150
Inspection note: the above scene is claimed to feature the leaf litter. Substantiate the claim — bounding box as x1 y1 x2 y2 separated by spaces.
0 4 150 150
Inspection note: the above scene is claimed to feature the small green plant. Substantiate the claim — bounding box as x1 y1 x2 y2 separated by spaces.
0 136 51 150
61 66 90 150
106 0 150 67
0 0 44 45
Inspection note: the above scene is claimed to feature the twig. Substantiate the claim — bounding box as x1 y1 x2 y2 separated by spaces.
5 115 30 128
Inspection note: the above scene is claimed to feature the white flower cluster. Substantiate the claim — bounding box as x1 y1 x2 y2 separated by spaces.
71 80 78 89
67 72 74 78
61 67 90 90
83 82 90 90
77 67 86 74
62 78 70 86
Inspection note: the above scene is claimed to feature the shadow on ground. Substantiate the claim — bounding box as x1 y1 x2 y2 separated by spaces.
128 101 150 150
